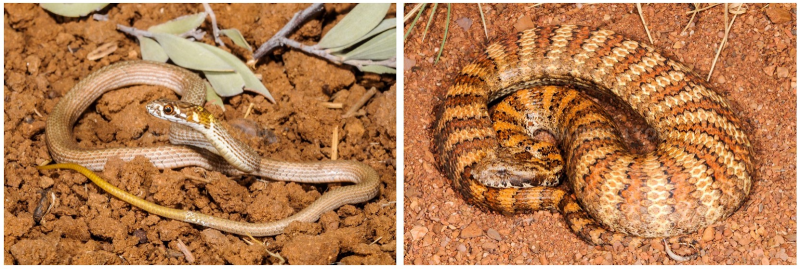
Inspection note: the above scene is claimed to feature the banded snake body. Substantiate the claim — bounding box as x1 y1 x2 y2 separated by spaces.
41 60 380 236
433 25 753 244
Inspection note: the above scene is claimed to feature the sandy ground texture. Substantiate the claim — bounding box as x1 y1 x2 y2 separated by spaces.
5 3 396 265
404 3 796 265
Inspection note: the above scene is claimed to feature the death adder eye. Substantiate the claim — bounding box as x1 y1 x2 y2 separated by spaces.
163 105 174 115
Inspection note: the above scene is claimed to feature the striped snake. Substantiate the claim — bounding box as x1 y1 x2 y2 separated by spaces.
433 25 753 245
41 60 380 236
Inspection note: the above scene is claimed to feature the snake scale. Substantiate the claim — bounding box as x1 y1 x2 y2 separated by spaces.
43 60 380 236
432 25 753 244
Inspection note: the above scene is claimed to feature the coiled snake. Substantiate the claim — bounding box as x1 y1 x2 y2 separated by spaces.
41 60 380 236
433 25 753 245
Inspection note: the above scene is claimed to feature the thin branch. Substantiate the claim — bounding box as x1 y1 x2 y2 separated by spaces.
280 38 395 69
117 24 153 38
281 37 344 63
203 3 224 47
252 3 324 61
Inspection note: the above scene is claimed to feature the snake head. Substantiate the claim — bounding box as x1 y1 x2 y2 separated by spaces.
146 99 213 129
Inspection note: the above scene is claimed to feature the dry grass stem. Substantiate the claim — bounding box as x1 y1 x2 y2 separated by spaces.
342 87 377 118
321 102 344 109
404 3 425 23
176 239 195 263
707 3 744 81
685 3 721 14
636 3 654 44
682 3 700 34
332 126 339 161
244 103 254 119
478 3 488 39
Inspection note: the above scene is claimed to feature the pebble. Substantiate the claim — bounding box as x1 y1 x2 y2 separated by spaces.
404 57 416 71
457 244 467 252
514 15 534 32
765 5 793 24
456 17 473 31
776 66 789 78
702 226 716 241
460 222 483 238
487 228 502 241
410 226 429 241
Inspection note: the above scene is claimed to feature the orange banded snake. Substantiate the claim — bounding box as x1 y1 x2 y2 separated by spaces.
41 60 380 236
432 25 753 245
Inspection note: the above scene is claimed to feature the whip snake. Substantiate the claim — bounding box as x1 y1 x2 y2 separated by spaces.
40 60 380 236
433 25 753 245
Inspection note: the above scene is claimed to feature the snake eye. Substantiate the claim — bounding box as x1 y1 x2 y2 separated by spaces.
163 105 174 115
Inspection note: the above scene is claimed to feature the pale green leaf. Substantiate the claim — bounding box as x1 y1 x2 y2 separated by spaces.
197 43 275 102
359 65 396 74
40 3 108 17
148 12 207 35
138 36 168 62
220 28 252 52
152 33 233 72
340 28 395 60
328 18 396 53
205 81 225 111
204 70 245 97
317 3 391 49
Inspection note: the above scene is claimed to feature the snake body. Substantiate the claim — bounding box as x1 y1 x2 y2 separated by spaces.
433 25 753 243
43 60 380 236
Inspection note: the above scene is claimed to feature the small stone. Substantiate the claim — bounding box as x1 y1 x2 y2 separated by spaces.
404 57 416 71
457 244 467 252
776 249 789 261
702 226 716 241
456 17 473 31
765 5 793 24
717 76 726 84
460 222 483 238
764 65 776 76
514 15 535 32
603 14 611 21
481 242 498 250
776 66 789 78
774 235 786 245
487 228 502 241
410 226 428 241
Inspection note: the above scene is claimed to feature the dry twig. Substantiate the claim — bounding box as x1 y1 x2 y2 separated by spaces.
636 3 654 44
342 87 378 118
332 126 339 160
203 3 224 47
177 238 196 263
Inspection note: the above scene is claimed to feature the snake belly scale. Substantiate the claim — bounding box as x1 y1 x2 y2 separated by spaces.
433 25 753 243
43 60 380 236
